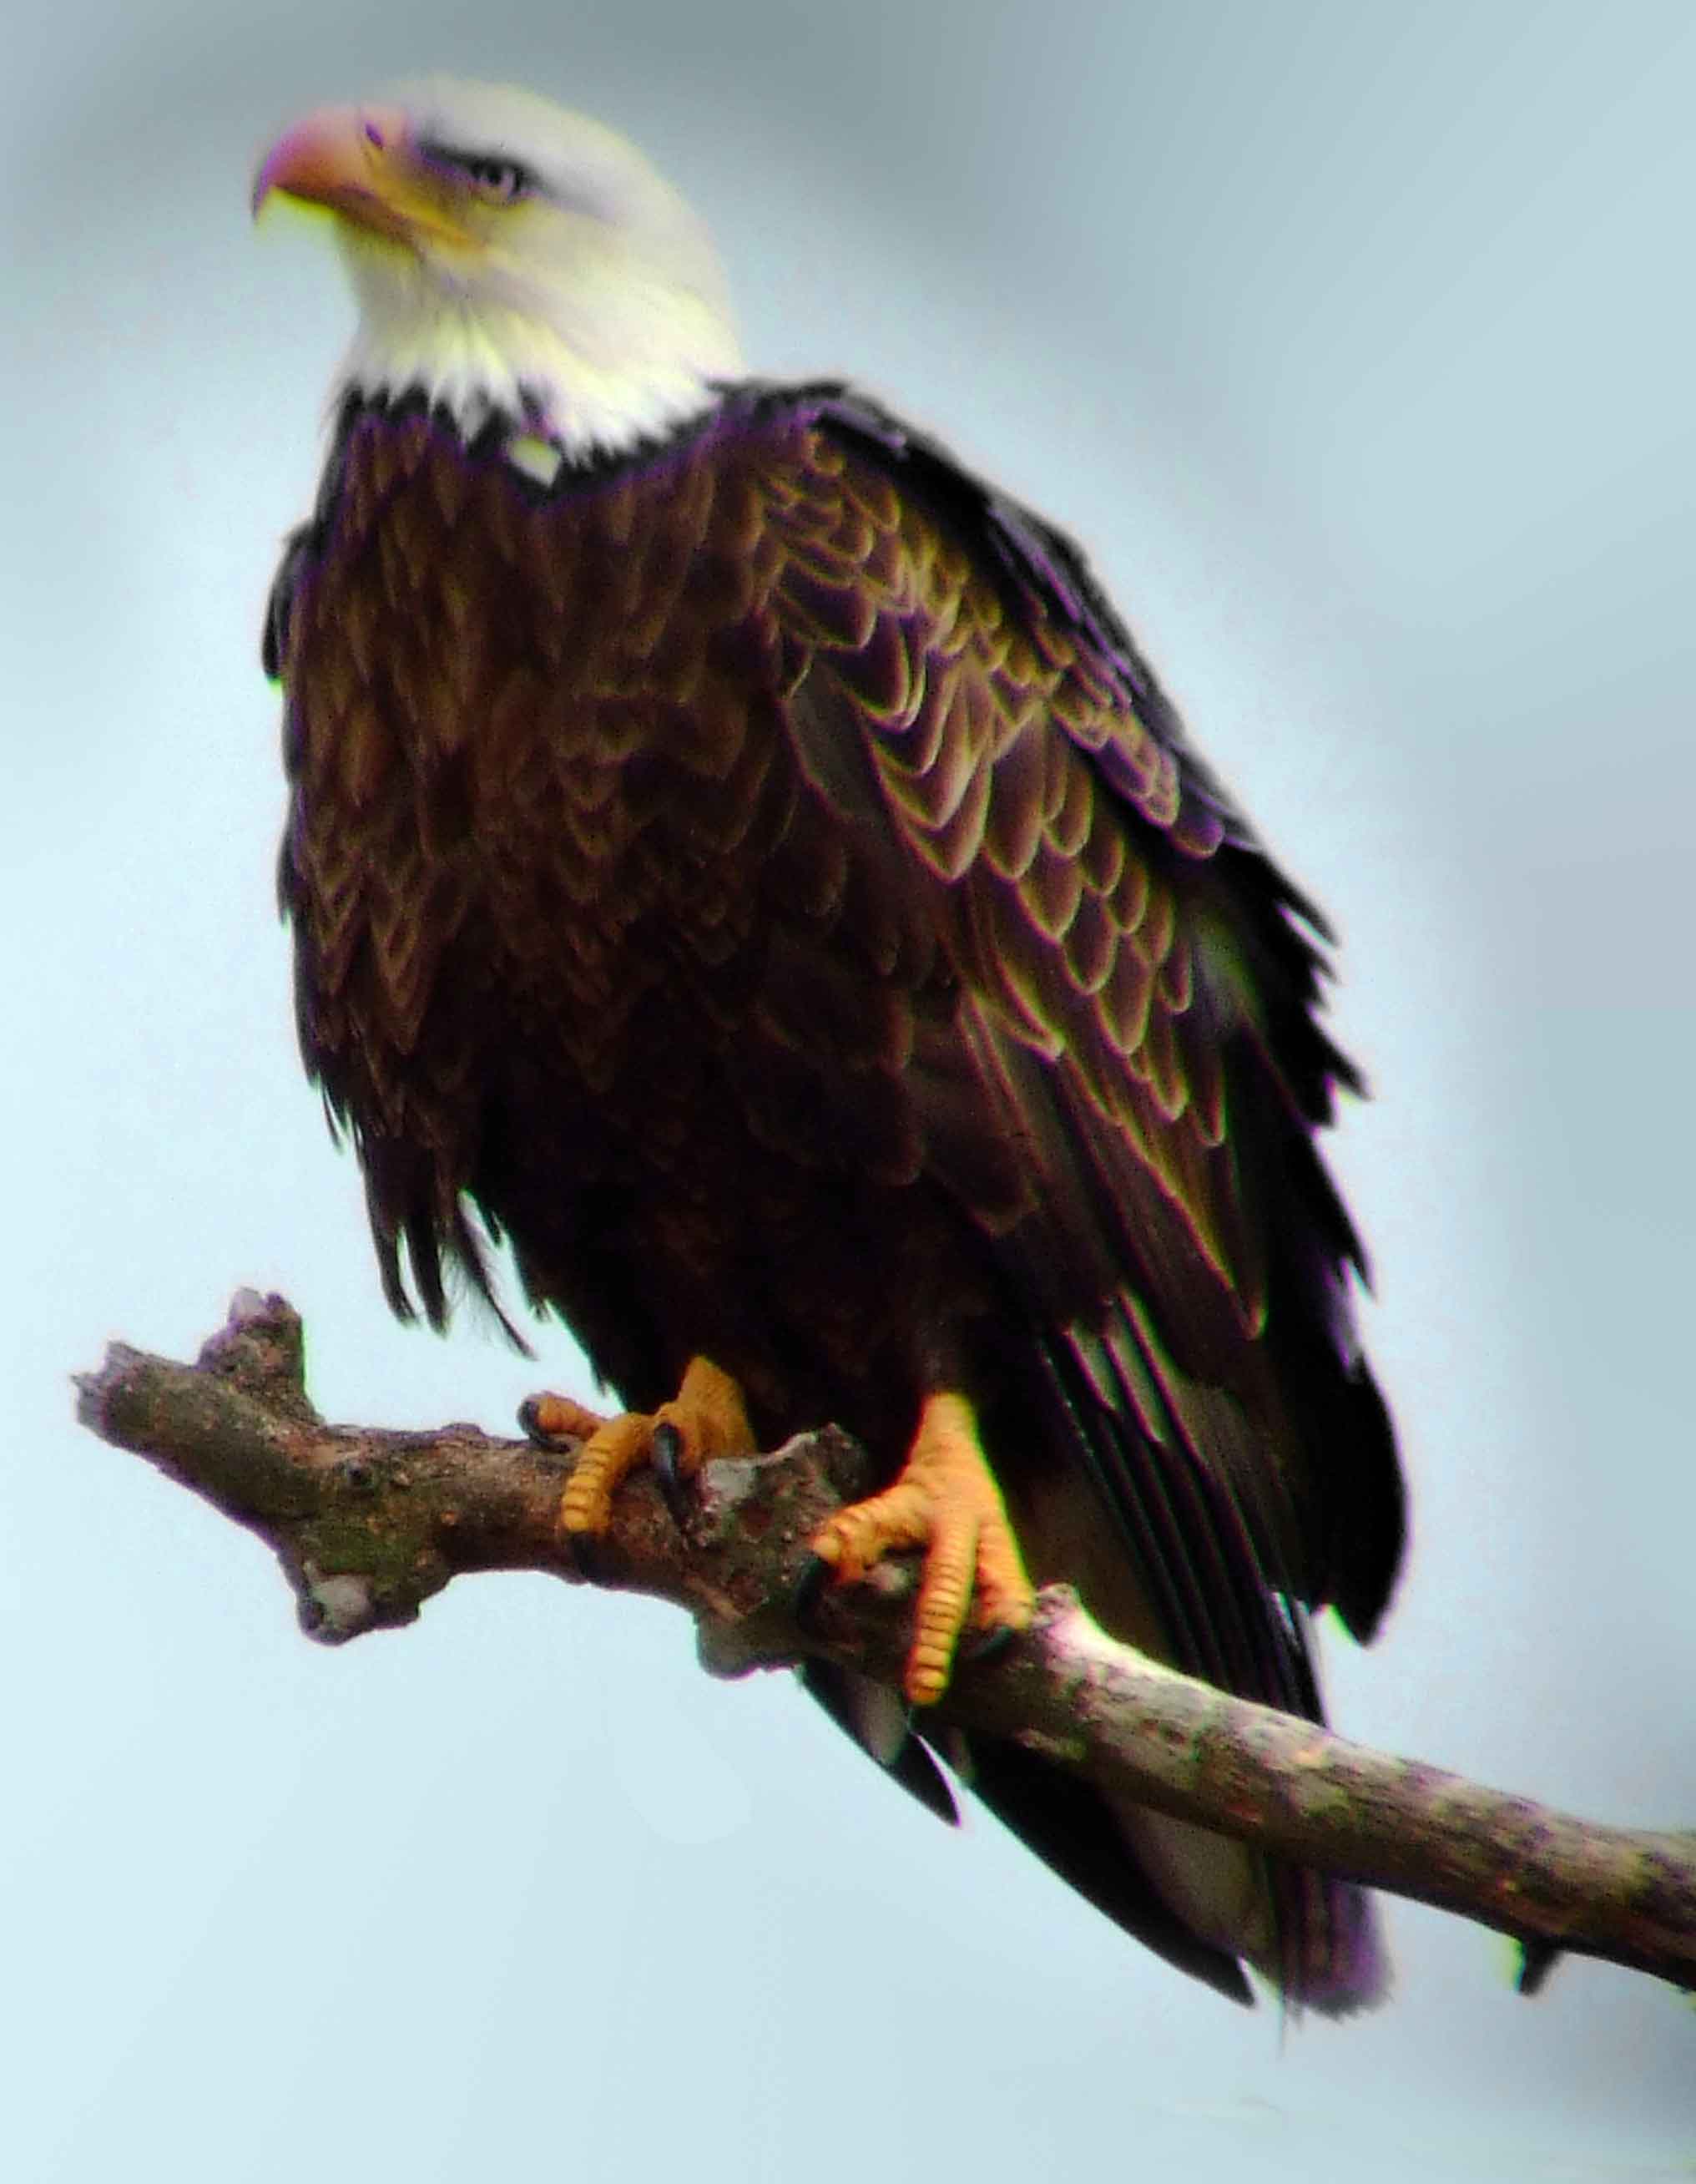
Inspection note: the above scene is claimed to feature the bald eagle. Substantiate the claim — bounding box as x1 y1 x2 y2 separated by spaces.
255 78 1405 2010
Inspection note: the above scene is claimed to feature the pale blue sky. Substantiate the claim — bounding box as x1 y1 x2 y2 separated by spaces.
5 4 1693 2178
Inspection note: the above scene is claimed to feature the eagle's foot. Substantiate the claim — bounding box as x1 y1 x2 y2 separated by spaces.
805 1391 1035 1706
529 1358 755 1555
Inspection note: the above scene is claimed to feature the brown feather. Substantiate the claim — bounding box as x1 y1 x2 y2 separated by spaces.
271 382 1401 2012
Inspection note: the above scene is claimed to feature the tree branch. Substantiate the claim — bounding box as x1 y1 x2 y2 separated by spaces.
75 1290 1694 1994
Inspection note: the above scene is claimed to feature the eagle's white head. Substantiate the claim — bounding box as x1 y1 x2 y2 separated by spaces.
254 78 745 459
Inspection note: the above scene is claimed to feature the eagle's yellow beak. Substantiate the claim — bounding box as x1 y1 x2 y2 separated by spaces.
252 104 474 252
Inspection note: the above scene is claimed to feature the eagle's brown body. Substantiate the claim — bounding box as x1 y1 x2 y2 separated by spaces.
270 380 1404 2006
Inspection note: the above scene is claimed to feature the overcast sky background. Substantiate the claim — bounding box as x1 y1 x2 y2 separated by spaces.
5 3 1693 2178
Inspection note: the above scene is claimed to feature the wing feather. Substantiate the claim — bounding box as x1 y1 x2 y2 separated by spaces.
749 394 1401 1661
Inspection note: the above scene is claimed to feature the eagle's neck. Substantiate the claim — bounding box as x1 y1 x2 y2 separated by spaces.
336 260 742 463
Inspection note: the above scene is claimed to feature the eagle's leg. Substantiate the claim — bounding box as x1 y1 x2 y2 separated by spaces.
524 1357 755 1541
806 1391 1035 1706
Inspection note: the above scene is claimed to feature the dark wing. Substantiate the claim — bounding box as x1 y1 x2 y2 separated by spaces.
750 388 1402 2005
764 386 1402 1638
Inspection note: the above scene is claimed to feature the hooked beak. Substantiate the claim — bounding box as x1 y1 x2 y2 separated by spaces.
252 104 474 252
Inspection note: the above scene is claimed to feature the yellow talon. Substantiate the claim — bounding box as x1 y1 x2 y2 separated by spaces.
525 1393 610 1445
809 1390 1035 1706
559 1410 655 1535
538 1357 755 1544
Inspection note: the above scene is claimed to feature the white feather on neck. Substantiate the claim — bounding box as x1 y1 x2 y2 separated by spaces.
335 233 742 459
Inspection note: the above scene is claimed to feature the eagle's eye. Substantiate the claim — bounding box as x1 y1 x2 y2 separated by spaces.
456 154 535 204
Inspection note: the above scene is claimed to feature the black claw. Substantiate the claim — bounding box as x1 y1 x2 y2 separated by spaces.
564 1526 603 1583
791 1552 834 1627
519 1396 568 1449
650 1421 692 1530
962 1623 1018 1669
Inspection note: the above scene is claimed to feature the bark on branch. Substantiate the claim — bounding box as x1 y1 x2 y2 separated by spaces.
74 1290 1695 1994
